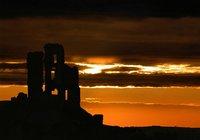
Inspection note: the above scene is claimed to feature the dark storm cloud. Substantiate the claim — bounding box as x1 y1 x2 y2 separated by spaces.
1 1 200 87
80 73 200 87
0 0 200 18
106 43 200 65
0 63 26 69
1 70 200 87
1 18 200 65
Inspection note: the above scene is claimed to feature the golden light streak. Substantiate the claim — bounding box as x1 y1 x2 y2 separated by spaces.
2 61 200 75
76 63 114 74
0 61 25 64
75 62 200 75
85 57 119 64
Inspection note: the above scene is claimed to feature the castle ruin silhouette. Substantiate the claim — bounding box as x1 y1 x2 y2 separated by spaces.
1 44 200 140
27 44 80 106
11 43 103 126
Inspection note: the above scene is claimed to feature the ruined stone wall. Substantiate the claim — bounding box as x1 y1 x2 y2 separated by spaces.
27 52 44 101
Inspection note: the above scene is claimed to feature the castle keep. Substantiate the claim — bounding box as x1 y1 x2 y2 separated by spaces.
10 43 103 126
27 44 80 106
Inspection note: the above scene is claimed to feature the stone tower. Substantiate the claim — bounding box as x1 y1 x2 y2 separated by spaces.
64 65 80 106
44 44 65 101
27 44 80 106
27 52 44 101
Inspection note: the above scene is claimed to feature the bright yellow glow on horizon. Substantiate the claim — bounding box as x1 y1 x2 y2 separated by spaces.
2 61 200 75
83 66 102 74
77 63 114 74
75 62 200 75
82 65 113 74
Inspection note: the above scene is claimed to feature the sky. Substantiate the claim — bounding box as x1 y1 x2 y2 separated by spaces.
1 17 200 86
0 0 200 17
0 0 200 127
1 85 200 127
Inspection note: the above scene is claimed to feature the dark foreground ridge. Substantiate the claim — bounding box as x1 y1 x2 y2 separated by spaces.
0 44 199 140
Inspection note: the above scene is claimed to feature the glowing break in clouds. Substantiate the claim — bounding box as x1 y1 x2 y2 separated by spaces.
1 61 200 75
74 62 200 75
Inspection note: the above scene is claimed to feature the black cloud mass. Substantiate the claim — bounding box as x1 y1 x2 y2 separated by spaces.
0 1 200 86
0 0 200 18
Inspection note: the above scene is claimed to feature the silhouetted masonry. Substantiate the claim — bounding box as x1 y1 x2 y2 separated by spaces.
27 44 80 106
44 44 65 101
27 52 43 101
